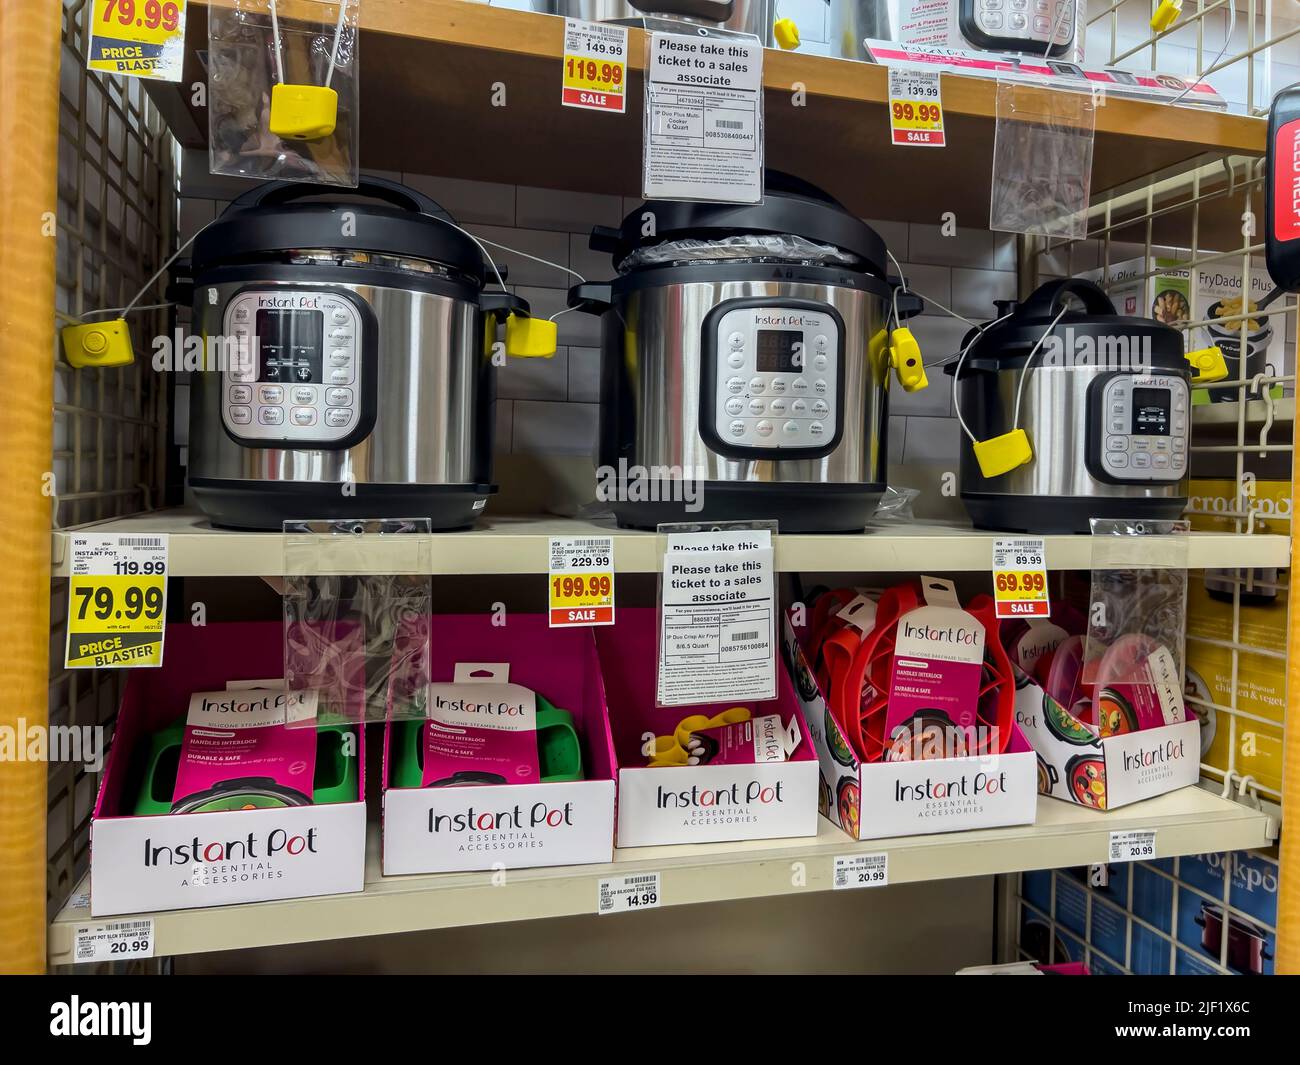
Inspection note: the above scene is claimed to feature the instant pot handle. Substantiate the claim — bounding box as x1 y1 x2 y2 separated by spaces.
889 279 924 320
568 283 613 314
224 176 449 219
481 291 531 324
1018 278 1116 319
631 0 735 22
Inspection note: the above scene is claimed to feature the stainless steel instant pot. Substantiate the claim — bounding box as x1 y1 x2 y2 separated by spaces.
823 0 892 59
947 279 1197 534
535 0 772 36
186 178 525 530
568 174 921 532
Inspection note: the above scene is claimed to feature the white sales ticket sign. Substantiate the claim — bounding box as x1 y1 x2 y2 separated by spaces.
643 32 764 203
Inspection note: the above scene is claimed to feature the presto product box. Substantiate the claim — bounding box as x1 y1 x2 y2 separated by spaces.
381 614 616 875
89 622 367 917
593 608 819 848
784 609 1039 840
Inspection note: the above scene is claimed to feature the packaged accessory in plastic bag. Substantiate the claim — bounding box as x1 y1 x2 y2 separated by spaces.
618 234 862 272
209 0 360 187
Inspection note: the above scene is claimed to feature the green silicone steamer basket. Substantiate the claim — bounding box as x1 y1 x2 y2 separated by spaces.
390 695 584 788
130 718 359 815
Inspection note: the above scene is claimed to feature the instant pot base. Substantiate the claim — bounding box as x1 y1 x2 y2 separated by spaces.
961 492 1189 534
190 479 496 531
608 480 885 533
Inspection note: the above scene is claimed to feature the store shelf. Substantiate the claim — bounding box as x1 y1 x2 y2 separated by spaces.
1193 397 1294 428
47 787 1273 963
50 507 1292 576
157 1 1264 229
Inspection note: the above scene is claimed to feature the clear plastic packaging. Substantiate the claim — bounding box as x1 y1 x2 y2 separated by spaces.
208 0 360 187
282 519 432 726
870 486 920 524
990 80 1096 240
618 234 861 272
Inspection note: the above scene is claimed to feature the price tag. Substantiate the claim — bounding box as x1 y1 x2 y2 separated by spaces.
65 533 168 669
74 919 155 963
561 18 628 113
888 67 945 147
88 0 187 83
597 872 661 915
834 853 889 889
1109 829 1157 863
992 537 1050 619
549 536 615 627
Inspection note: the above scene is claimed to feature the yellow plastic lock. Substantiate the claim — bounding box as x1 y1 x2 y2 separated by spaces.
1185 345 1228 384
62 319 134 368
972 428 1034 479
1150 0 1182 32
505 313 557 358
888 327 928 392
269 84 339 140
772 17 800 49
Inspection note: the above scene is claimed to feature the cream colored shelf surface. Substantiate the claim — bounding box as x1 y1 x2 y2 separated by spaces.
47 787 1272 964
49 507 1291 576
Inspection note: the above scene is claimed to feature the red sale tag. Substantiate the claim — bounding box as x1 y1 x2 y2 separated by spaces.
888 67 946 148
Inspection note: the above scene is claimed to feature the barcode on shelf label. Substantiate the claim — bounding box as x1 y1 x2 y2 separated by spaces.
597 872 661 915
732 630 759 641
834 853 889 889
73 918 155 963
1109 829 1157 863
715 119 744 129
118 536 163 547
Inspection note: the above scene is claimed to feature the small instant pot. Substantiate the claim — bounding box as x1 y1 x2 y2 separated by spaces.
569 174 922 532
186 177 531 530
948 279 1220 534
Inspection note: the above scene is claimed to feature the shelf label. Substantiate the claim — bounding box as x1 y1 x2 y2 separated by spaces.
834 853 889 889
65 533 168 669
992 536 1050 619
598 872 661 915
1109 829 1157 863
658 529 776 706
74 918 155 963
643 32 763 203
888 67 945 147
549 535 615 627
88 0 187 82
562 18 628 113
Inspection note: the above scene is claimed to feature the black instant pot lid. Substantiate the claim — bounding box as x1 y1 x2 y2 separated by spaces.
601 172 889 277
191 177 488 284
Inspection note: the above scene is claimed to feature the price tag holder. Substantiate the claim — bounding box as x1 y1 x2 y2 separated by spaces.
74 919 155 963
834 853 889 889
88 0 187 82
562 18 628 113
597 872 661 915
549 536 615 628
1109 829 1157 863
888 67 945 147
992 536 1050 619
65 533 169 669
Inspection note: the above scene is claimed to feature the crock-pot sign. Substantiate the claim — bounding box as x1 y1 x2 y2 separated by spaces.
658 530 776 706
643 33 763 204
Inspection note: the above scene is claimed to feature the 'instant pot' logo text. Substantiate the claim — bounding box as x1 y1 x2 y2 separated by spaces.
656 780 784 809
895 770 1008 802
898 618 981 646
428 802 575 834
1122 737 1187 774
143 828 318 867
595 459 706 513
431 693 528 717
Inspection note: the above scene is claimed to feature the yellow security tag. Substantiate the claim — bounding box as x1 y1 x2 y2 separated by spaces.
506 313 557 358
1150 0 1182 32
62 319 134 368
269 84 339 140
888 327 927 392
1185 345 1228 384
773 18 800 49
972 429 1034 479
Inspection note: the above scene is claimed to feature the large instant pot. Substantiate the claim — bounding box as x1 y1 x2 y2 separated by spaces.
186 178 524 530
948 279 1199 534
568 174 921 532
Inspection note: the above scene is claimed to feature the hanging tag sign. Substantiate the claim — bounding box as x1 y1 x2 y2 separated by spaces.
888 67 945 147
87 0 187 83
549 536 616 627
65 533 169 669
643 32 764 203
562 18 628 113
992 537 1050 619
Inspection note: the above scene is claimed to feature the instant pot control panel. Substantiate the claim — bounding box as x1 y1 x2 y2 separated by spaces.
221 287 376 449
1086 372 1189 484
700 298 846 460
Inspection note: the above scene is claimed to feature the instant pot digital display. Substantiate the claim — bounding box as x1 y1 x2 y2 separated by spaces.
256 309 324 384
755 330 802 373
1131 387 1171 435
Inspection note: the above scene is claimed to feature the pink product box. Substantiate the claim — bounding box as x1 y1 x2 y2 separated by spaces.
783 612 1039 841
381 614 617 875
593 608 819 848
90 622 367 918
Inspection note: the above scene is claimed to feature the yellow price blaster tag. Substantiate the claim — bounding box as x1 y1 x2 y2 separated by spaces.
88 0 188 81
